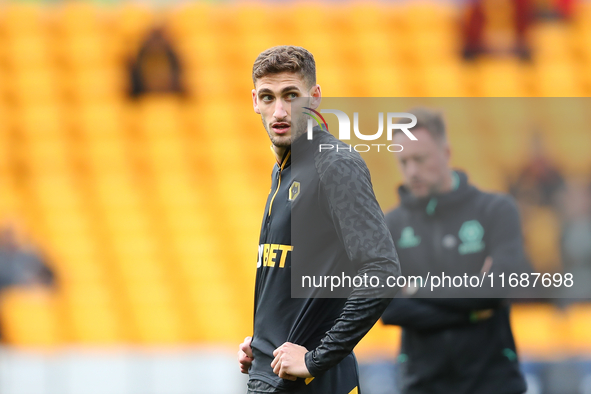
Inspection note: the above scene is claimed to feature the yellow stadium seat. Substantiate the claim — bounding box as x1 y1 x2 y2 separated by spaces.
67 67 125 105
23 138 71 174
125 280 188 343
136 95 183 138
537 99 591 175
347 3 390 35
103 210 151 236
145 137 189 171
131 303 187 344
114 2 154 41
50 251 105 284
530 24 574 65
511 303 566 358
63 280 124 344
116 256 166 282
419 62 468 97
74 103 126 140
406 31 457 66
565 303 591 354
55 2 103 36
522 207 562 272
178 34 235 72
186 288 243 342
0 287 61 346
534 62 585 97
476 58 530 97
16 105 66 139
57 34 113 70
67 302 123 343
0 3 45 37
8 69 60 105
355 321 401 360
82 139 130 173
4 35 52 71
361 65 410 97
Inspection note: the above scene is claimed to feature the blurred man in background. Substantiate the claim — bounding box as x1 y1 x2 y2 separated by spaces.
511 133 565 209
463 0 532 60
128 27 184 98
238 45 400 394
381 108 527 394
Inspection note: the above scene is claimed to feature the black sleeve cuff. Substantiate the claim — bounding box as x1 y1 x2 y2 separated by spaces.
304 350 322 377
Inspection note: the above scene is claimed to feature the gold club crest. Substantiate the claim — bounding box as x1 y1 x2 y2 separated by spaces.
289 181 300 201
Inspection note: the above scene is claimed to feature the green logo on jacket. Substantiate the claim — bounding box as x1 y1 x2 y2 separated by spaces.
458 220 485 255
398 227 421 249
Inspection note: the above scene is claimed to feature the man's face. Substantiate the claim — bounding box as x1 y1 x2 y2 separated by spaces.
252 72 320 150
393 128 451 198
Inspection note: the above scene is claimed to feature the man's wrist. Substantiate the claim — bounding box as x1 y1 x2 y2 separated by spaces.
304 350 320 377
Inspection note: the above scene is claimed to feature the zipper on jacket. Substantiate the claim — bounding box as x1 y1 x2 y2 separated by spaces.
268 150 291 217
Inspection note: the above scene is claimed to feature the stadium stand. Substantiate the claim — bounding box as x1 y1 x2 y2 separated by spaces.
0 2 589 379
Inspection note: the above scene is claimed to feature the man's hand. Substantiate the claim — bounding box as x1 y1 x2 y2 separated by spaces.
271 342 312 381
238 336 254 374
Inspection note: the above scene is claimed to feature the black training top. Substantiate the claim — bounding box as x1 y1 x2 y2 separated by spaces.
382 171 528 394
249 128 400 391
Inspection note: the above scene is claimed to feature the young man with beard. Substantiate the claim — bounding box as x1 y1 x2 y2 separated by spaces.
238 45 400 394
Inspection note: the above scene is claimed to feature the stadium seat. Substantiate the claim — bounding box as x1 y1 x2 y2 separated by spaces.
0 3 45 37
476 58 530 97
522 207 562 273
73 103 126 141
534 62 585 97
62 281 123 343
511 303 566 358
0 287 61 346
126 280 187 343
113 2 154 44
66 67 125 105
4 35 52 71
537 99 591 175
566 303 591 354
419 62 468 97
57 34 114 70
8 69 60 106
55 2 103 37
531 23 574 65
356 322 401 360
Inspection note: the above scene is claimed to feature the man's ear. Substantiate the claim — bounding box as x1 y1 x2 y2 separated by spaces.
443 142 451 162
252 89 261 114
308 84 322 110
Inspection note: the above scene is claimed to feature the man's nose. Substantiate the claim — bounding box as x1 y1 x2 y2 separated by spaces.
273 100 288 119
406 161 419 178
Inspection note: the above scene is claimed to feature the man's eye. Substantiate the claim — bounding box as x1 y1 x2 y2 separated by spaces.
262 95 273 102
286 93 298 100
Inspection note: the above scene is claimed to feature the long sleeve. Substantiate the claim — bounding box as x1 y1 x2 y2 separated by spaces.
304 157 401 376
418 195 530 312
381 298 471 331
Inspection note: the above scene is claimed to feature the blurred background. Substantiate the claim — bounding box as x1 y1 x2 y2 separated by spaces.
0 0 590 393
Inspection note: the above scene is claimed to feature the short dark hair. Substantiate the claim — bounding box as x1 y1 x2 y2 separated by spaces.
402 107 447 143
252 46 316 87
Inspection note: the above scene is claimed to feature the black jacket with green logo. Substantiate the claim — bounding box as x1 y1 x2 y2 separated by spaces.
382 171 527 394
250 129 401 392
